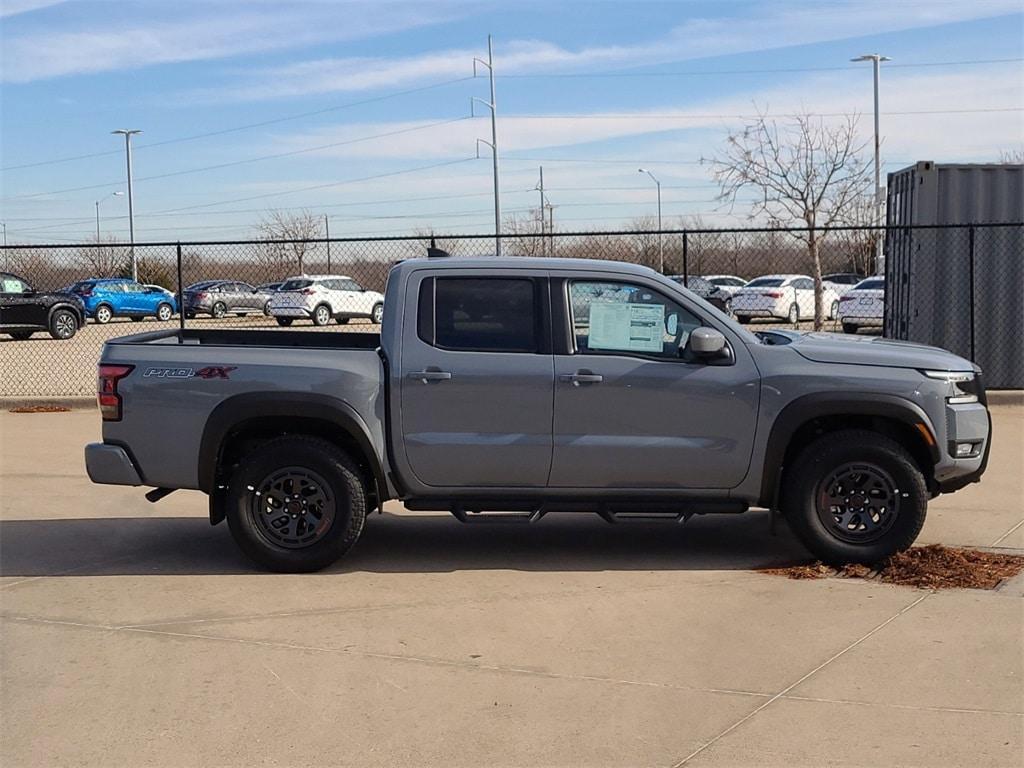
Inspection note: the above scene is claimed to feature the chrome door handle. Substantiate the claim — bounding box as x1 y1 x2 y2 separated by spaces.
409 370 452 383
560 372 603 386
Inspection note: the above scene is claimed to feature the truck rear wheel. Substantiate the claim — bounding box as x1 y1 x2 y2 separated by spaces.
226 436 367 572
781 429 927 565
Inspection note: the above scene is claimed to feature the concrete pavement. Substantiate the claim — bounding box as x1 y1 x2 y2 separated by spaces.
1 406 1021 767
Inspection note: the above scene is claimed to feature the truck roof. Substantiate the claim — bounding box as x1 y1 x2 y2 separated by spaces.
393 256 662 277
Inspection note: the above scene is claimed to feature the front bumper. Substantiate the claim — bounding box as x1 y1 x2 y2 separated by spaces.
85 443 142 486
935 403 992 493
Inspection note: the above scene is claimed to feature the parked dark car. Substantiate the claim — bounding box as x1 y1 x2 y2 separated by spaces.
1 272 85 340
667 275 732 314
183 280 273 319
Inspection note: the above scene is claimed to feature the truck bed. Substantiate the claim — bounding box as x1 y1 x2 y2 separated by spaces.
105 328 381 350
99 327 386 491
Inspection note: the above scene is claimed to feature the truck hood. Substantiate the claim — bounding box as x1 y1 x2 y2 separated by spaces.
781 331 976 372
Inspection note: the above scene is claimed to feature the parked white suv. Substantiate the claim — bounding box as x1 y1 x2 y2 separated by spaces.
268 275 384 327
731 274 840 324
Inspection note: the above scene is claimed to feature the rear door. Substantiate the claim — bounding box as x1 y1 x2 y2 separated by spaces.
792 277 815 317
0 273 37 326
398 272 553 488
550 275 760 489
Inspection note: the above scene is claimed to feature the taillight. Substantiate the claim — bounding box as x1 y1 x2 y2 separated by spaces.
97 364 134 421
840 296 854 303
763 291 783 299
301 288 316 295
79 288 93 297
196 291 208 300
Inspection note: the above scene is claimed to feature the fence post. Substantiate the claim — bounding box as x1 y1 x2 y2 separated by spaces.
968 224 976 361
682 231 689 285
176 242 185 340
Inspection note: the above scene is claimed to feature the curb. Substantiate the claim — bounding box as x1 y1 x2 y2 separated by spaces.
2 396 96 411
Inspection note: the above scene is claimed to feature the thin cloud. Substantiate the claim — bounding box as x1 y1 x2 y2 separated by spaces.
200 0 1023 102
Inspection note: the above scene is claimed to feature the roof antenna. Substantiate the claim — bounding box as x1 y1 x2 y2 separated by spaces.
427 234 450 259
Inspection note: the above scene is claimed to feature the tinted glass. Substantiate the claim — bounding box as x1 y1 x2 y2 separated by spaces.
338 279 362 292
70 281 96 294
569 281 701 359
793 278 813 290
746 278 785 287
237 283 254 292
186 281 214 290
281 279 312 291
429 278 537 353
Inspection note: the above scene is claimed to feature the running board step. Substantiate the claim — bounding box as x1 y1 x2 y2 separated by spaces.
449 506 546 524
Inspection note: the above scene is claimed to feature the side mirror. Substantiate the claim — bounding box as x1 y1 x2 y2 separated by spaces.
683 327 728 360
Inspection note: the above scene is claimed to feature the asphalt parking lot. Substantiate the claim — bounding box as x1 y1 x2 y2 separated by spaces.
1 402 1020 767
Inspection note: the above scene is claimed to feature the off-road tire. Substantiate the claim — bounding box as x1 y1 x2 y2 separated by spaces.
226 436 367 572
781 429 927 565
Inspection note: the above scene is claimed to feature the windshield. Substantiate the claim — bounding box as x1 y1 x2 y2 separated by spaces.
854 278 884 290
746 277 785 287
280 279 313 291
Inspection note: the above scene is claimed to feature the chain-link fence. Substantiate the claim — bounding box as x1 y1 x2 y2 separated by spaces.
1 223 1020 396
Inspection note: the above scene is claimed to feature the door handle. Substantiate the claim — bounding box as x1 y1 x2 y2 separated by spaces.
560 372 603 386
409 370 452 384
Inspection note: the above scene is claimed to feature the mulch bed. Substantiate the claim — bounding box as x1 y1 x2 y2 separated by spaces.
761 544 1024 590
8 405 71 413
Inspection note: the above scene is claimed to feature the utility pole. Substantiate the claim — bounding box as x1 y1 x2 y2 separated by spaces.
851 54 889 274
638 168 663 273
546 203 555 256
536 166 545 255
95 191 123 241
324 215 331 272
473 35 501 255
112 129 142 280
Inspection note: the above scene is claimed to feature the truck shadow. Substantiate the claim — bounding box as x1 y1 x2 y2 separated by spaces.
0 512 810 578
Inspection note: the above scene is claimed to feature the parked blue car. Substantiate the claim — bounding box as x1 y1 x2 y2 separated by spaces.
68 278 177 324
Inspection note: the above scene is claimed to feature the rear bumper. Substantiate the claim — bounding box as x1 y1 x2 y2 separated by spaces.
85 443 143 486
269 306 312 317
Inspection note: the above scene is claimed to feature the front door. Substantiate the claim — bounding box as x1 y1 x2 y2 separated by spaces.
0 273 37 326
399 273 553 488
550 277 760 489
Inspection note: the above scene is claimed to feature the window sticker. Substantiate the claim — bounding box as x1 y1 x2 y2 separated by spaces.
589 301 664 353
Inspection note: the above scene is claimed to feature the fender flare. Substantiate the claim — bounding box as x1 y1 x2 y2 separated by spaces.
198 391 386 501
47 302 85 326
759 391 940 505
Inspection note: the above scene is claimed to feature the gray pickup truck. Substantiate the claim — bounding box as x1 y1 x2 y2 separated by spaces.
86 256 991 572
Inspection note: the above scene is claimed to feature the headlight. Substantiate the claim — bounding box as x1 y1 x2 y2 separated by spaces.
922 370 979 404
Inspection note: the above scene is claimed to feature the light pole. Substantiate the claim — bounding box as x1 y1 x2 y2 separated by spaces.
95 191 124 241
112 129 142 280
638 168 663 273
324 214 331 272
851 54 889 274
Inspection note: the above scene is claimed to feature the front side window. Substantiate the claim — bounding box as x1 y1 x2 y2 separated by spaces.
569 281 702 359
420 277 538 353
1 274 27 293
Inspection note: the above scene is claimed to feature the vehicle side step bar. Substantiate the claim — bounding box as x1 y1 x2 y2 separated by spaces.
449 505 547 524
433 500 747 525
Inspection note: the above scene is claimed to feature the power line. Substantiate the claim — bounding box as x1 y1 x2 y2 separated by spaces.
4 117 475 200
0 76 475 173
498 57 1024 79
501 107 1022 119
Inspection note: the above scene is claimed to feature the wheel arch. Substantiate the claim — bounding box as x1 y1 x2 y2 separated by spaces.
199 392 386 523
759 392 941 506
47 301 84 326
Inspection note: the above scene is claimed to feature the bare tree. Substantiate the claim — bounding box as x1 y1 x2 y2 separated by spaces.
77 235 129 277
503 210 545 257
709 110 872 328
255 209 323 277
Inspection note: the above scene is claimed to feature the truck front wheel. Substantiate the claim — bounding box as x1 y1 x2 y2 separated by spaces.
781 429 927 565
226 436 367 572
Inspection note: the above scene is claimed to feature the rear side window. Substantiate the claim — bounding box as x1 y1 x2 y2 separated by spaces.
856 279 884 290
281 279 312 291
419 277 538 353
746 278 784 287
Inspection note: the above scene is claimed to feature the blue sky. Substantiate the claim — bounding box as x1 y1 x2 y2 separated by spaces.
1 0 1022 243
